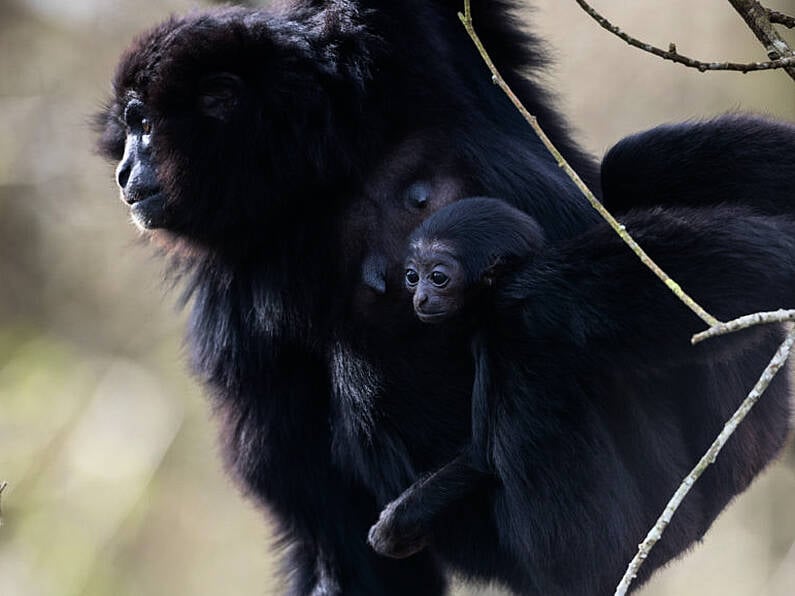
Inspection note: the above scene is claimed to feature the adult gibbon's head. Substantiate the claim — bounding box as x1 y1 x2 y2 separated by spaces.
95 5 376 251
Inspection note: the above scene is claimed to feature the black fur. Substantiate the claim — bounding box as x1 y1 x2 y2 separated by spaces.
602 114 795 215
95 1 794 594
410 197 546 283
370 198 794 594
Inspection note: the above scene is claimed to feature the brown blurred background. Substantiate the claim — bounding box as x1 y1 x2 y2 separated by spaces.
1 1 794 595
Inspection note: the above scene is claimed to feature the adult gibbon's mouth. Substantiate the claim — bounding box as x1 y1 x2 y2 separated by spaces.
129 193 168 230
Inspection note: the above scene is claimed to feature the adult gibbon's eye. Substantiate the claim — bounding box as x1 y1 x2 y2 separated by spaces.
430 271 449 287
405 269 420 286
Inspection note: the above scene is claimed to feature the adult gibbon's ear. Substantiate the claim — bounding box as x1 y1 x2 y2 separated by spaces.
197 73 244 120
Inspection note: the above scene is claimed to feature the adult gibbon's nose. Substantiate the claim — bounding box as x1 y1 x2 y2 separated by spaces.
116 156 132 190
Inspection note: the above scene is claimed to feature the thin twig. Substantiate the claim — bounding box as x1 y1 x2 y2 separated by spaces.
726 0 795 81
614 327 795 595
692 309 795 344
458 1 719 327
767 9 795 29
574 0 795 74
0 481 7 528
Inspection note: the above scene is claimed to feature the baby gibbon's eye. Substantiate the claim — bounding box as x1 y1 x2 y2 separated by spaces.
430 271 449 287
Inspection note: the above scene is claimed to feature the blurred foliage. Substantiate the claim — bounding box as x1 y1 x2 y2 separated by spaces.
0 1 794 595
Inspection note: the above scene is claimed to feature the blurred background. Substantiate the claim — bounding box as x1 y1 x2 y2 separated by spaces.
1 0 794 594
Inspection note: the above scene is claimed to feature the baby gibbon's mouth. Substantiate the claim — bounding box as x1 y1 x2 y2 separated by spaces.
416 311 450 324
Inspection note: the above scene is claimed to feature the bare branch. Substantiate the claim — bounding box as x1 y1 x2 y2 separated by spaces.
458 1 719 327
767 9 795 29
726 0 795 81
0 481 7 528
615 327 795 595
692 309 795 344
574 0 795 74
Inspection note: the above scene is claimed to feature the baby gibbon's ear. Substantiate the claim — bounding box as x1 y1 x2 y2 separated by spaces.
482 257 506 287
